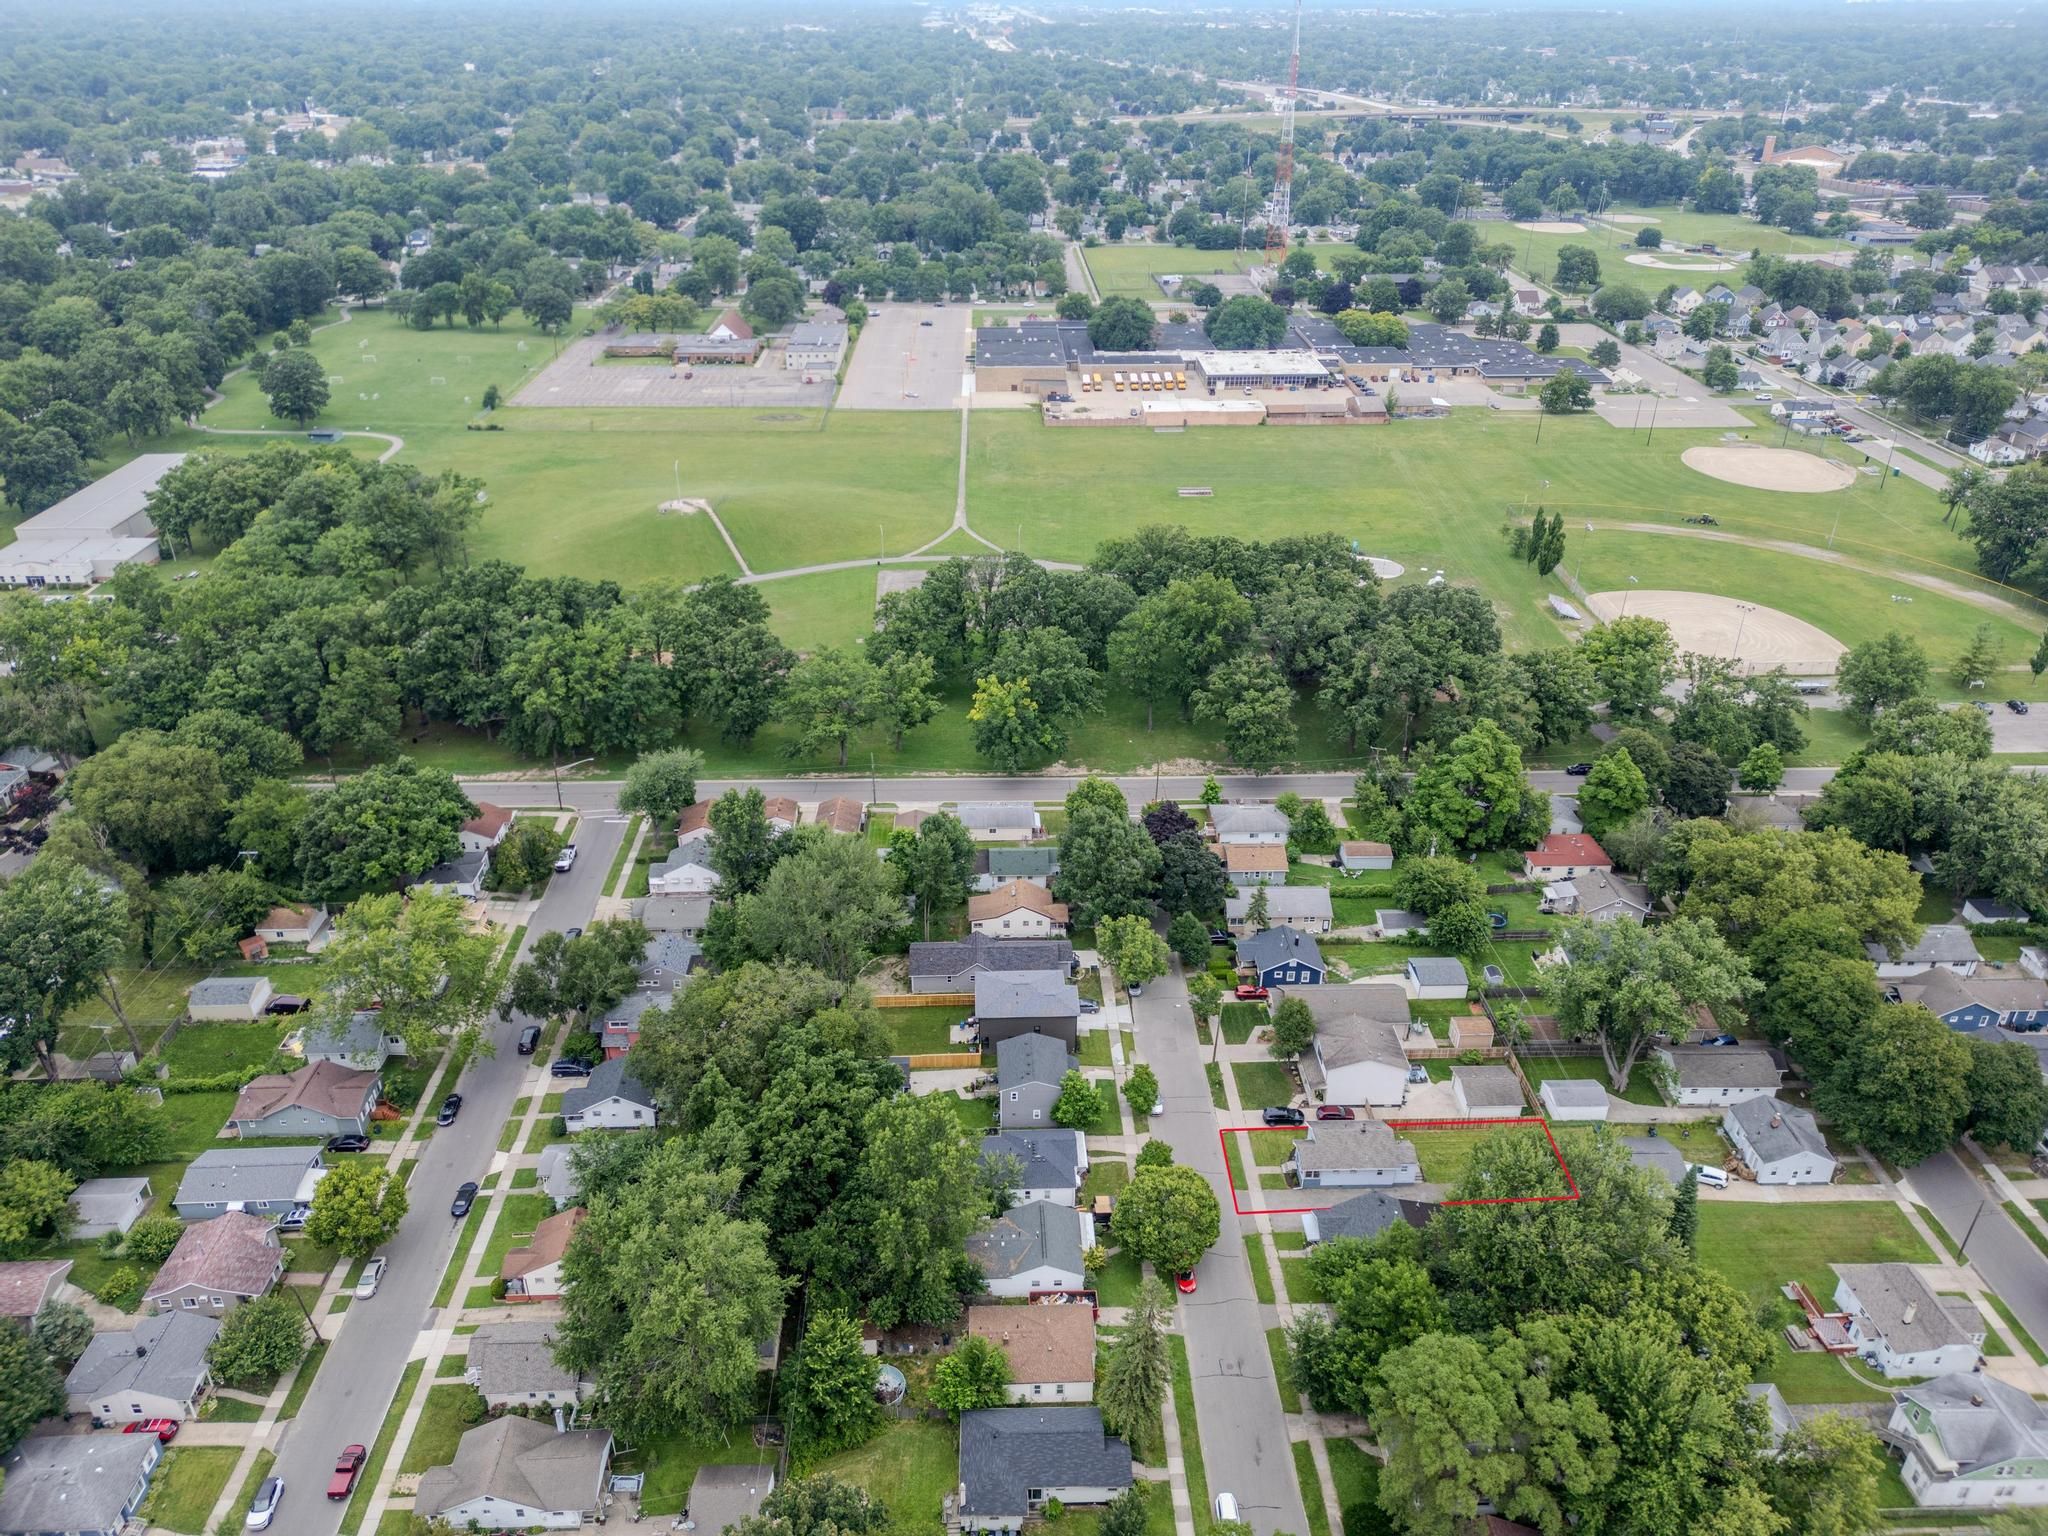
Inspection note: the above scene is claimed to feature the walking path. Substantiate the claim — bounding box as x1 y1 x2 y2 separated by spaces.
191 304 409 465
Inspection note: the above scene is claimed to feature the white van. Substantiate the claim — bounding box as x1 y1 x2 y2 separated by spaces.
1215 1494 1239 1524
1691 1164 1729 1189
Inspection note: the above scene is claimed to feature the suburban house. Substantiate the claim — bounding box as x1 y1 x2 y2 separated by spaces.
1208 804 1291 844
674 800 717 850
1835 1264 1984 1378
560 1059 659 1132
503 1208 585 1301
468 1319 587 1409
68 1176 151 1238
0 1260 72 1326
144 1211 285 1314
813 796 867 835
173 1146 326 1219
1235 926 1326 988
1301 1191 1433 1246
647 847 720 896
1224 844 1288 887
1405 957 1469 1000
973 970 1082 1049
1962 898 2029 926
1654 1047 1783 1106
65 1310 218 1424
929 802 1042 841
1890 1373 2048 1507
979 1130 1088 1205
1336 841 1393 872
682 1466 778 1535
757 795 801 831
910 935 1075 994
1538 869 1653 924
1723 1098 1837 1185
1285 1120 1421 1188
460 802 514 854
293 1011 407 1072
997 1034 1077 1128
410 849 490 900
1450 1065 1524 1118
1620 1135 1688 1184
1524 833 1612 880
413 1418 615 1531
1537 1080 1610 1122
968 1305 1095 1404
1295 986 1412 1107
251 903 329 948
969 1200 1092 1298
640 895 711 939
228 1061 381 1140
957 1407 1132 1532
982 848 1060 891
1867 925 1981 980
970 880 1071 938
187 975 274 1021
1226 886 1332 935
598 988 662 1060
535 1144 580 1209
0 1433 160 1536
1890 970 2048 1034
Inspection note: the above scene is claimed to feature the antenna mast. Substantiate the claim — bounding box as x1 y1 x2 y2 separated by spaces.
1264 0 1302 269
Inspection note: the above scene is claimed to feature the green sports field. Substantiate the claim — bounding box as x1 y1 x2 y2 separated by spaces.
1081 242 1356 300
1506 204 1852 294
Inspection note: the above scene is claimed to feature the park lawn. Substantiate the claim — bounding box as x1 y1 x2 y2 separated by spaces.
764 567 895 652
884 1006 972 1054
1519 1055 1661 1108
1504 205 1849 294
399 1384 479 1474
1232 1060 1296 1110
814 1418 960 1535
138 1445 241 1534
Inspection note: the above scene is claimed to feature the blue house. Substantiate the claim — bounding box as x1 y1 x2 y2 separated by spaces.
1893 970 2048 1034
1235 925 1326 988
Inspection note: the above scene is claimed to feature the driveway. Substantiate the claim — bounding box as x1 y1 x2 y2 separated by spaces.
1902 1150 2048 1348
258 813 630 1536
838 304 973 409
1131 964 1308 1536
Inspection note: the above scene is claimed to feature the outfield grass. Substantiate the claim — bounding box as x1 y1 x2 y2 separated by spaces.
1080 242 1358 300
1505 204 1850 293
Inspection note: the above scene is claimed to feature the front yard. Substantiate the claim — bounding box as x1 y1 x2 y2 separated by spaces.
814 1418 959 1534
138 1445 241 1534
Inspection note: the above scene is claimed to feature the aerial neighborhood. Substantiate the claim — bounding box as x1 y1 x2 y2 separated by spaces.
3 5 2048 1536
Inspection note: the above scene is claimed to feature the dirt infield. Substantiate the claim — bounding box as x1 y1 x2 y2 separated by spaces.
1682 444 1856 493
1623 251 1738 272
1515 220 1588 234
1584 590 1845 674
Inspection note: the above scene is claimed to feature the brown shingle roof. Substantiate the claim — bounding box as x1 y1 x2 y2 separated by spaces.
677 801 712 839
763 796 799 825
1340 841 1392 858
1526 834 1610 869
231 1061 379 1124
504 1207 586 1280
969 880 1070 925
261 904 317 930
1225 844 1288 873
146 1213 280 1301
967 1304 1096 1385
0 1260 71 1320
814 797 866 834
462 802 513 840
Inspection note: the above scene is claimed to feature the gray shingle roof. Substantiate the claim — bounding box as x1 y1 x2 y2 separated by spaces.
1405 957 1469 989
640 895 712 934
1837 1263 1978 1353
1897 1372 2048 1475
536 1144 580 1207
958 1407 1132 1518
996 1034 1075 1091
1659 1047 1781 1089
1867 924 1981 967
1235 925 1324 974
910 934 1074 980
1302 1192 1431 1245
1451 1065 1523 1111
64 1310 218 1401
685 1464 778 1534
1289 1120 1418 1174
1538 1079 1610 1109
989 848 1059 881
561 1057 655 1116
189 976 267 1009
301 1011 398 1058
414 1417 612 1519
175 1146 323 1208
468 1320 581 1398
975 970 1079 1020
968 1200 1083 1280
981 1131 1083 1191
0 1434 159 1532
1227 887 1332 924
1209 804 1291 837
1726 1097 1831 1167
1619 1136 1687 1182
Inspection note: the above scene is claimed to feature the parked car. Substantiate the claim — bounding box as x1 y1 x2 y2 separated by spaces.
1207 930 1232 946
1214 1493 1238 1523
550 1058 592 1078
2010 700 2031 714
1315 1105 1355 1121
1176 1271 1198 1295
1483 965 1505 986
1079 999 1101 1014
246 1475 284 1530
517 1023 542 1055
1262 1105 1306 1126
1406 1065 1429 1084
1235 984 1269 1001
327 1446 366 1501
276 1206 310 1232
1127 982 1143 996
920 319 934 327
554 844 577 873
1974 701 1995 714
264 995 310 1015
450 1181 478 1218
436 1093 462 1126
125 1419 179 1442
564 926 583 939
1700 1033 1740 1047
354 1258 387 1300
325 1135 371 1154
1565 762 1592 775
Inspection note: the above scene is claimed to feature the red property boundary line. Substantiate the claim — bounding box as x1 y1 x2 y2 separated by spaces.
1219 1118 1582 1215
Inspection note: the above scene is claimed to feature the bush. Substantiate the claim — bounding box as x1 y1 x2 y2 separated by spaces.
551 1114 568 1138
124 1212 186 1267
95 1266 142 1308
457 1387 488 1425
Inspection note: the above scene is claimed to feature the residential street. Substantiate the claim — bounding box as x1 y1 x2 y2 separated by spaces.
255 814 628 1536
1904 1149 2048 1349
1131 962 1308 1536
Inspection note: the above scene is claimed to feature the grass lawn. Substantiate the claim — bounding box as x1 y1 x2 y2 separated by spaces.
1326 1439 1395 1536
160 1021 290 1077
1231 1060 1295 1111
1519 1055 1660 1107
467 1192 554 1290
399 1384 479 1473
1085 1079 1125 1138
1063 1480 1176 1536
140 1446 242 1534
202 1394 264 1423
1093 1244 1146 1307
814 1418 959 1535
277 1339 328 1420
218 1449 276 1536
883 1006 972 1055
1082 1158 1130 1202
612 1425 782 1518
1081 242 1357 300
338 1357 422 1536
1985 1292 2048 1365
1220 1002 1267 1045
1078 1031 1115 1068
944 1093 998 1132
435 1197 491 1307
1294 1440 1334 1536
1281 1257 1327 1305
1267 1325 1297 1409
1206 1062 1227 1109
436 1352 470 1378
1505 205 1849 295
1246 1233 1276 1304
1407 1126 1561 1189
1169 1335 1214 1536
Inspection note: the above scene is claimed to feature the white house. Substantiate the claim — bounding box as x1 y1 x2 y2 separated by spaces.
1450 1065 1523 1118
1208 804 1291 844
560 1060 659 1132
969 1200 1093 1298
647 848 720 896
1654 1046 1783 1106
979 1130 1087 1206
1867 925 1981 979
1298 988 1412 1107
252 903 329 947
459 803 514 853
1890 1374 2048 1508
1835 1264 1983 1379
1538 1079 1610 1121
1226 885 1332 935
939 803 1043 841
410 849 489 899
1724 1098 1837 1185
968 1305 1095 1405
64 1310 218 1425
187 975 273 1021
1285 1120 1421 1188
785 320 849 372
1405 957 1468 1000
413 1418 614 1531
969 880 1071 938
1961 898 2030 927
502 1208 583 1301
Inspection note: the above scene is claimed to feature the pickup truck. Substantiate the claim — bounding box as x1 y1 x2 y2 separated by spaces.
328 1445 367 1500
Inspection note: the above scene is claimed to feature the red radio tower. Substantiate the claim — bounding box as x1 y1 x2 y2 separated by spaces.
1264 0 1302 268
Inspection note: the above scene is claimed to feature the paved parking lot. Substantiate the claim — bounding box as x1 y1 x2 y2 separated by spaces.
511 335 835 409
840 304 972 410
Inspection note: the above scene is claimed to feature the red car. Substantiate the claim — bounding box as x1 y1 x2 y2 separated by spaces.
125 1419 179 1442
328 1444 367 1500
1234 984 1269 1001
1175 1271 1198 1295
1314 1105 1355 1121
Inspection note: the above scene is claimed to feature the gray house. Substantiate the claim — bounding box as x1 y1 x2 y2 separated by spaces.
996 1034 1076 1129
561 1058 658 1132
973 971 1081 1049
296 1011 406 1071
1724 1098 1837 1185
1301 1191 1433 1246
980 1130 1088 1205
0 1433 160 1536
1286 1120 1421 1188
910 935 1075 994
414 1418 615 1531
174 1146 326 1219
968 1200 1092 1298
66 1310 218 1424
228 1061 380 1139
467 1320 587 1409
535 1144 581 1209
957 1407 1133 1532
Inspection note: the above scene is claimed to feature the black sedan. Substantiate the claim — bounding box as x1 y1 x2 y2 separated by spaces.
435 1093 462 1127
1565 762 1593 776
325 1135 371 1154
1262 1105 1306 1127
450 1181 479 1218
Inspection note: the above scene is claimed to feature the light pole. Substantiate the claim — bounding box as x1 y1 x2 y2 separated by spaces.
1619 574 1639 617
1644 395 1660 445
1878 435 1898 493
552 756 596 811
1731 601 1757 663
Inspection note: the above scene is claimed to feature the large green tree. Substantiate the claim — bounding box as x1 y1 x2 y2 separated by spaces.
617 748 706 825
1815 1004 1973 1165
294 757 474 896
303 1158 408 1258
1111 1163 1221 1276
1056 805 1162 925
1402 719 1548 854
1552 918 1755 1092
785 1308 880 1455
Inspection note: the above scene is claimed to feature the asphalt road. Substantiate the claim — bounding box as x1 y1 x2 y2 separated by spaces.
1907 1149 2048 1347
1131 962 1307 1536
259 813 628 1536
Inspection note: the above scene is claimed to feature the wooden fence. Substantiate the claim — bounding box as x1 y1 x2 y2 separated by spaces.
875 993 973 1009
903 1052 985 1070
